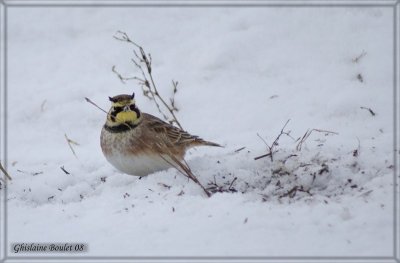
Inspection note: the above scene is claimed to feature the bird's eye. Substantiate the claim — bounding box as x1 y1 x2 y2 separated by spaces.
129 104 136 111
114 106 123 112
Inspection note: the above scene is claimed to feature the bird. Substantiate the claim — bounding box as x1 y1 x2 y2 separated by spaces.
100 92 221 177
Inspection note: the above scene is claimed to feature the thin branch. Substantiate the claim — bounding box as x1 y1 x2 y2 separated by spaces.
113 31 183 130
64 134 79 158
60 166 70 175
85 97 108 114
85 97 134 131
0 161 12 180
111 65 137 84
234 147 246 153
352 50 367 63
228 177 238 190
254 119 291 161
360 106 376 116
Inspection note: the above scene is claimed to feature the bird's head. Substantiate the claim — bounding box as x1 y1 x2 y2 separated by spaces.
106 92 142 127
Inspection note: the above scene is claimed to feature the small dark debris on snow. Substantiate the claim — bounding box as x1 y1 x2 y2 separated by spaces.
17 169 43 176
206 176 238 194
244 217 248 224
352 50 367 63
177 190 185 196
350 184 358 189
60 166 70 174
48 196 54 201
360 106 376 116
356 73 364 83
158 182 171 189
318 164 329 175
123 192 130 198
234 147 246 153
172 207 175 212
100 177 106 183
359 189 373 197
280 185 312 199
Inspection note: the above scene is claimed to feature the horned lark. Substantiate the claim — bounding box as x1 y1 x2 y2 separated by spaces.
100 93 221 176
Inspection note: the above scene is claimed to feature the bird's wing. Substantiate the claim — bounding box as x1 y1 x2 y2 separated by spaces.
143 113 199 145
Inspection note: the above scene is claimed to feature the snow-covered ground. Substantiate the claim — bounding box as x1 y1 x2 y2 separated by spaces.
2 5 396 258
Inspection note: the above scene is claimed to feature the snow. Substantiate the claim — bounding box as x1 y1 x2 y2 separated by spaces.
2 6 396 258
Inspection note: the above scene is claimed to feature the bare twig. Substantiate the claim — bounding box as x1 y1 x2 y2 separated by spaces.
296 128 338 151
352 50 367 63
360 106 376 116
279 185 312 199
85 97 108 114
64 134 79 158
0 161 12 180
60 166 70 175
17 169 42 176
254 119 291 161
113 31 183 130
234 147 246 153
85 97 133 131
111 65 137 84
228 177 238 190
282 154 298 164
158 182 171 190
206 176 238 194
169 80 179 112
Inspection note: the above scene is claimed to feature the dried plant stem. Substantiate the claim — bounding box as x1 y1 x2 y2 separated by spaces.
0 161 12 180
85 97 133 131
85 97 108 114
360 106 376 116
64 134 79 158
352 50 367 63
254 119 292 161
113 31 183 129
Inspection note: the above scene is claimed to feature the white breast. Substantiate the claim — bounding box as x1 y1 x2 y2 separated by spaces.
105 150 174 177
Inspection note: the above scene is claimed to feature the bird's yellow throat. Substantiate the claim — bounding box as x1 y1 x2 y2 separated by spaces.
107 99 141 127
